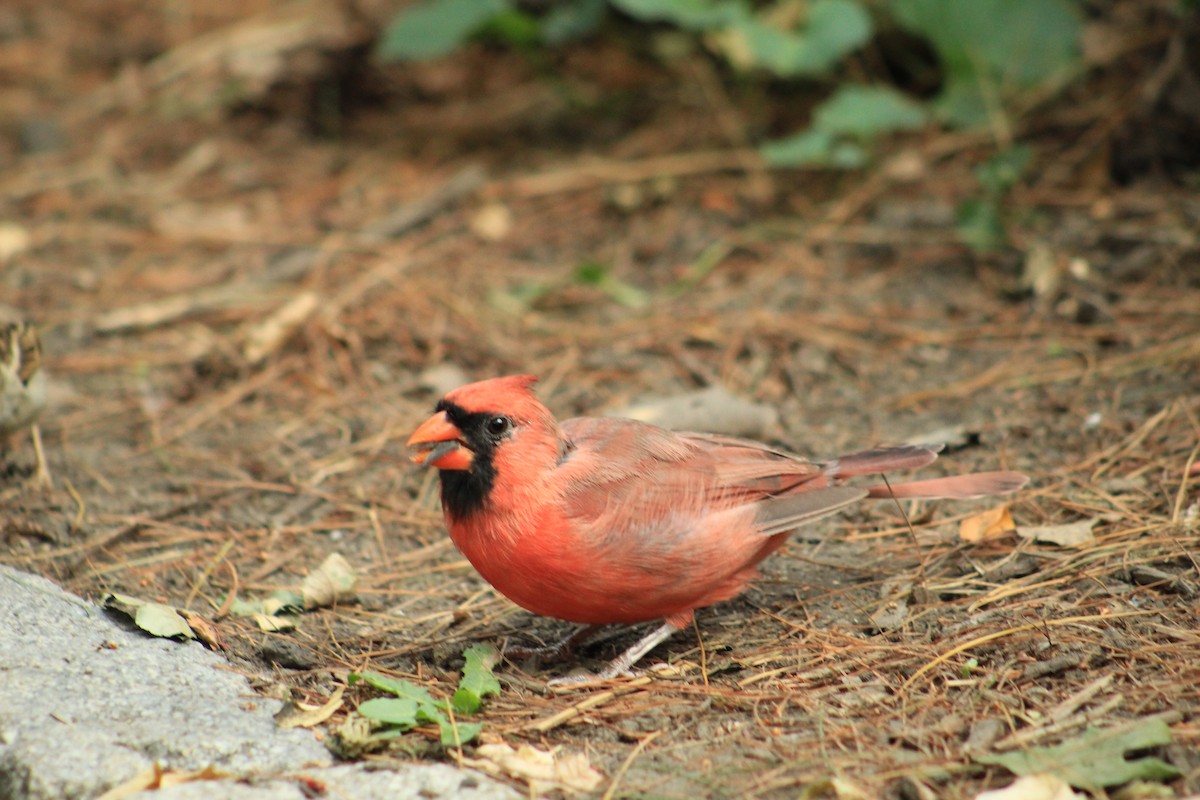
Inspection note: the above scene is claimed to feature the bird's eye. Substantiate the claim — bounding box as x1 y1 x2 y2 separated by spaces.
486 415 512 436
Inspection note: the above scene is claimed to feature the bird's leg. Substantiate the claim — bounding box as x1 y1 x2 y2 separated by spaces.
546 621 681 687
504 623 602 663
595 621 679 679
28 423 51 488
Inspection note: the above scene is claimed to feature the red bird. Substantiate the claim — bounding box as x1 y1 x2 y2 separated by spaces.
408 375 1027 683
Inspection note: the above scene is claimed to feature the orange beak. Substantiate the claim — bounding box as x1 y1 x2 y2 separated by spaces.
406 411 474 471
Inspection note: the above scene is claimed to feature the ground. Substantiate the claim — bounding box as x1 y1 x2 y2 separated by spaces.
2 0 1199 797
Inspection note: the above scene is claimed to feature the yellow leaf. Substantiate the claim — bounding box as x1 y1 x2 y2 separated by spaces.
95 765 160 800
959 505 1016 542
302 553 358 609
252 612 296 632
276 686 345 729
975 773 1083 800
467 743 604 795
158 766 227 788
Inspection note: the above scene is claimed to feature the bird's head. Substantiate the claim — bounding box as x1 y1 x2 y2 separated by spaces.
407 374 552 471
407 374 559 519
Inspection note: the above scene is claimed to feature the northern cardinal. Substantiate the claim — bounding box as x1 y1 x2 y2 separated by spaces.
408 375 1026 683
0 323 50 487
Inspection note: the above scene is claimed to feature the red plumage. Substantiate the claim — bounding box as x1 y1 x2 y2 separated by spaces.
408 375 1027 682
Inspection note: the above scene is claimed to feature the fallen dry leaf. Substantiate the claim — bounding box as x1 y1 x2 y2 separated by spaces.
975 774 1084 800
799 777 872 799
96 764 228 800
275 685 345 729
251 612 296 632
1017 518 1098 548
95 765 159 800
302 553 358 609
158 766 227 789
467 742 604 795
960 505 1017 543
178 609 225 650
104 594 196 640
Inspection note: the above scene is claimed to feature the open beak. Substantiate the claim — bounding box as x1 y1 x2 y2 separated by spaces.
406 411 474 471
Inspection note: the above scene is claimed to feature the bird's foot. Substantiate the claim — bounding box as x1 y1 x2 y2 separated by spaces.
545 670 612 689
544 622 682 690
503 624 602 664
503 640 570 662
545 661 679 690
545 663 639 690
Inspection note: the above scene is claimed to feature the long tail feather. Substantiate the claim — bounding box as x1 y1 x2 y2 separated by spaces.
866 471 1028 500
828 444 942 477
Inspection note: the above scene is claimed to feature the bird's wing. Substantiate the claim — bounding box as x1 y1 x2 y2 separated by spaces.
554 417 858 538
751 486 869 536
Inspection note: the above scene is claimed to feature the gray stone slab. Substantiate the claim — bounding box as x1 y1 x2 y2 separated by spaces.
132 764 515 800
0 566 518 800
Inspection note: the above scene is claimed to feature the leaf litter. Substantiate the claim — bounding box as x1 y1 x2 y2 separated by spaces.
227 552 357 631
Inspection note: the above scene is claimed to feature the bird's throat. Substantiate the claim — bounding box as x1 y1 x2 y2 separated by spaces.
439 460 495 521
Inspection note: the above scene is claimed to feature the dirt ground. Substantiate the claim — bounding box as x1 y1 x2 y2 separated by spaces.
2 1 1199 797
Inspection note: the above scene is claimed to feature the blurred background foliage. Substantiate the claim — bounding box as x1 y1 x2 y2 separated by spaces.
378 0 1085 164
367 0 1200 251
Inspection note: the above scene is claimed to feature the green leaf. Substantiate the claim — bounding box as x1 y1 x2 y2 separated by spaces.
892 0 1081 127
377 0 511 61
826 141 868 169
451 643 502 714
357 697 420 726
800 0 873 66
440 720 483 746
759 129 866 169
104 594 195 640
573 262 648 308
718 0 870 76
608 0 746 30
934 82 991 131
760 129 832 167
450 688 482 715
349 659 492 748
975 145 1032 194
412 700 481 746
350 672 441 707
812 85 927 139
541 0 607 44
955 197 1006 252
760 85 921 169
975 715 1182 793
482 9 542 48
